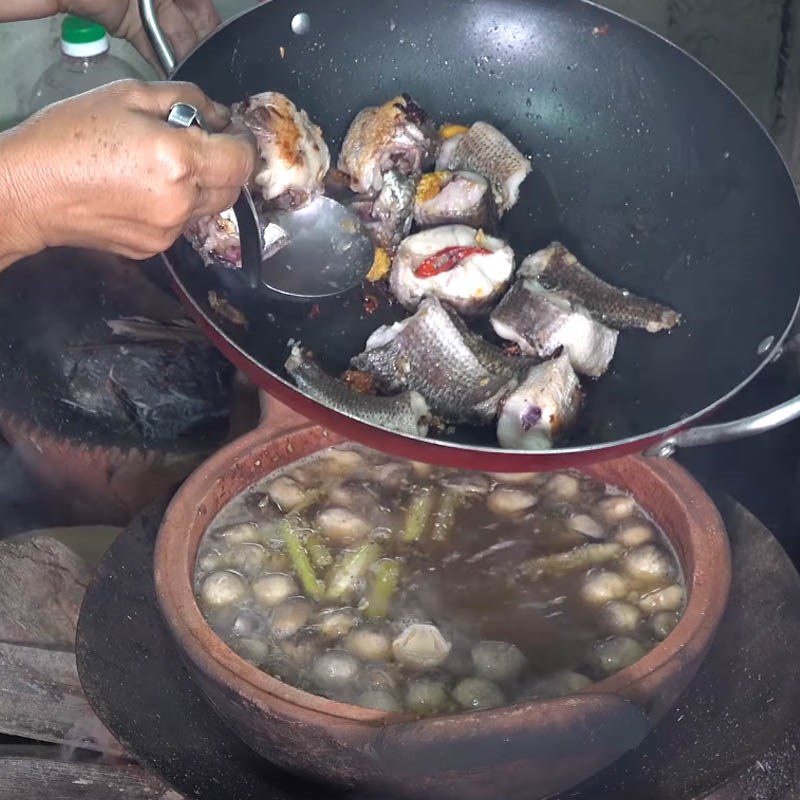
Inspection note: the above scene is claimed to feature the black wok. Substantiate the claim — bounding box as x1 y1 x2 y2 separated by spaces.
142 0 800 470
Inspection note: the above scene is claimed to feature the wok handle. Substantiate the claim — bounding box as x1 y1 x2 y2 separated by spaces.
644 393 800 457
138 0 177 76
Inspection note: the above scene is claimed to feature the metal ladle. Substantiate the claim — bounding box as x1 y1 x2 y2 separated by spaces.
141 0 375 299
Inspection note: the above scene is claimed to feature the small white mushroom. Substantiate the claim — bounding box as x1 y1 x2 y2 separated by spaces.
231 637 270 666
372 461 411 488
345 627 393 661
200 571 250 608
411 461 435 478
595 494 636 522
321 447 365 475
310 650 361 690
361 665 399 693
216 522 263 544
613 522 656 548
545 473 580 500
453 677 504 710
580 570 630 606
406 677 450 715
392 624 452 669
317 608 359 640
252 573 299 607
227 543 266 577
638 584 685 614
279 633 321 667
523 670 593 700
601 601 642 634
567 514 606 540
622 544 674 586
196 549 226 574
265 476 309 512
316 507 372 544
650 611 680 641
327 481 376 507
471 641 527 683
357 689 402 712
592 636 647 674
232 610 267 638
487 488 537 516
487 472 540 486
443 473 491 496
269 597 312 639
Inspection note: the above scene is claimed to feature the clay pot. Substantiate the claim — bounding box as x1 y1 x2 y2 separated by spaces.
154 399 731 800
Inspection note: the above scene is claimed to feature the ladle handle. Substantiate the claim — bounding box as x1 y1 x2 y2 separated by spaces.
139 0 177 76
645 392 800 457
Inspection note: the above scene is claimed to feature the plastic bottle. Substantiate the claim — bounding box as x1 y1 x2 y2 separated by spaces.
29 15 143 114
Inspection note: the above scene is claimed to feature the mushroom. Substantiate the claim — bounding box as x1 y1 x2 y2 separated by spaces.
545 473 580 500
638 584 684 614
613 522 655 548
232 609 267 638
345 627 393 661
580 570 629 605
265 476 311 512
622 544 674 585
567 514 606 540
595 494 636 522
471 641 527 683
196 549 226 574
252 573 299 607
650 611 680 641
279 633 321 667
522 670 593 700
269 597 312 639
215 522 263 544
487 488 537 516
356 689 403 712
200 571 250 608
601 601 642 634
316 507 372 544
392 624 452 669
406 676 450 715
487 472 540 486
227 543 266 577
310 650 361 690
321 447 365 475
317 608 360 640
231 637 271 666
453 677 504 710
592 636 646 674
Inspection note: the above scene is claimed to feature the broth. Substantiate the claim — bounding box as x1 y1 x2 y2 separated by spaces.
194 445 685 716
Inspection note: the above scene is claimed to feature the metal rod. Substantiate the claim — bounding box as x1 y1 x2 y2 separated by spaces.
645 392 800 457
138 0 177 76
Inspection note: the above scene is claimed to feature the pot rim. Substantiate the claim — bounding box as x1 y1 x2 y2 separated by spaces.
154 422 731 725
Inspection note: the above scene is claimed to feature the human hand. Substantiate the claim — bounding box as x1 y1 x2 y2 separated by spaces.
0 80 256 264
62 0 220 70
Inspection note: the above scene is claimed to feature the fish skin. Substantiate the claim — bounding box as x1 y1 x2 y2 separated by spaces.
350 170 416 254
497 354 581 450
414 170 498 231
435 122 531 213
491 279 618 378
351 297 519 424
339 94 439 195
285 347 430 437
520 243 681 333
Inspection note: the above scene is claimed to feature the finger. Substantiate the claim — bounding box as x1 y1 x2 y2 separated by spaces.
189 128 258 190
175 0 221 41
153 0 199 62
128 80 231 131
192 185 243 218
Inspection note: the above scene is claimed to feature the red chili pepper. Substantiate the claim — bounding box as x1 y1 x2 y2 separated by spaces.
308 303 321 319
414 246 491 278
363 293 380 315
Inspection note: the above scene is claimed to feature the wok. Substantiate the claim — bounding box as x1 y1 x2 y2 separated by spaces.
141 0 800 470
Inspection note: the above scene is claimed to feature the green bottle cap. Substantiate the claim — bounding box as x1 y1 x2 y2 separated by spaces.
61 15 109 57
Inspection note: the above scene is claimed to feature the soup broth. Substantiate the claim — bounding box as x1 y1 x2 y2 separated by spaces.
194 445 685 716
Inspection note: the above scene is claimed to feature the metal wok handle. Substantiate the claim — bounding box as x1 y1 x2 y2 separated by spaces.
139 0 177 76
645 393 800 457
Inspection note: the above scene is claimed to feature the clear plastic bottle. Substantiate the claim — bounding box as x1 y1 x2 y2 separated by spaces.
28 15 143 115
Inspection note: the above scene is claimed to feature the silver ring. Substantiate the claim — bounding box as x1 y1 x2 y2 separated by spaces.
167 102 208 131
